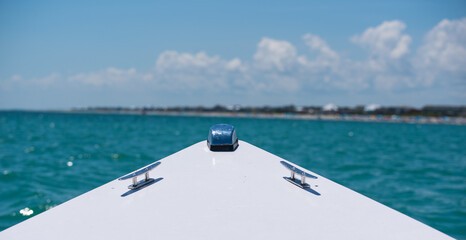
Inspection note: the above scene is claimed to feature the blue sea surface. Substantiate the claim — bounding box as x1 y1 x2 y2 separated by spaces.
0 112 465 238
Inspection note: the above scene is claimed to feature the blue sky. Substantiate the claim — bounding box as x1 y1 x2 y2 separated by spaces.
1 0 465 109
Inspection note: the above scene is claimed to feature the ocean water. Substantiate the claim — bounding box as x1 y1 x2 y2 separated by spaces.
0 112 465 238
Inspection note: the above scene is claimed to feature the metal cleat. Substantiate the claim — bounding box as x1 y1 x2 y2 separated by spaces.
280 161 317 188
118 162 161 189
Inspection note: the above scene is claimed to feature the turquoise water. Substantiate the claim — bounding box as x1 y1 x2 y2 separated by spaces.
0 112 465 238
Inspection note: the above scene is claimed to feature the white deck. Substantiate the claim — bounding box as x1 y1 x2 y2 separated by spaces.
1 141 452 239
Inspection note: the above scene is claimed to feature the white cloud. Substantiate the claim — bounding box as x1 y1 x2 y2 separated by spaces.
153 48 301 92
1 73 60 90
253 38 299 72
226 58 243 71
32 73 60 87
300 33 343 87
0 75 21 90
68 68 139 86
415 18 466 86
154 51 246 91
302 33 339 61
156 51 221 71
351 20 412 60
347 21 416 90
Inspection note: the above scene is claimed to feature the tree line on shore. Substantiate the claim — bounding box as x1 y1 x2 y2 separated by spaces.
74 104 466 117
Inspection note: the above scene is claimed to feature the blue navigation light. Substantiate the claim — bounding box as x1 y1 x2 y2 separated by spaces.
207 124 239 151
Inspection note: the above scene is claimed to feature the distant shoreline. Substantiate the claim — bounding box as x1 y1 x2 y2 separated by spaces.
2 109 465 125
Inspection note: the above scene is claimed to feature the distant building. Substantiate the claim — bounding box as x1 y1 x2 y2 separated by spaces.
364 104 381 112
323 103 338 112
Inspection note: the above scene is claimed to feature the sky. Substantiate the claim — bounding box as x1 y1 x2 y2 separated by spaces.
0 0 465 109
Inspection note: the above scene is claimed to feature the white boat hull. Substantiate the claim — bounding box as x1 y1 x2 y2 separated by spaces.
0 141 452 239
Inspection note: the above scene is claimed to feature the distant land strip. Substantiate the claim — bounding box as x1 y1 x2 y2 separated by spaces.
8 104 462 125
